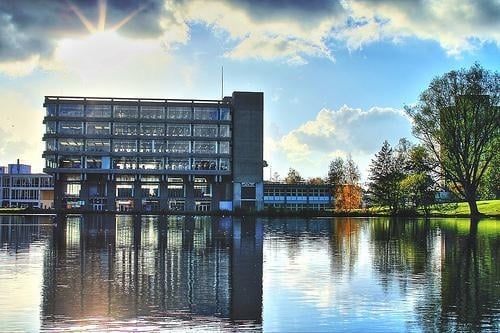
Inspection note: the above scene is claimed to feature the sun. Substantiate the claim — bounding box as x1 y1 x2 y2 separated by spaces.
68 0 144 35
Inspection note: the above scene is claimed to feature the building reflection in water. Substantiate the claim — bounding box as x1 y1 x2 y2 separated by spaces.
42 214 263 330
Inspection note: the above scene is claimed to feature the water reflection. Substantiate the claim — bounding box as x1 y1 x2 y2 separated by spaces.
42 214 263 331
0 216 498 332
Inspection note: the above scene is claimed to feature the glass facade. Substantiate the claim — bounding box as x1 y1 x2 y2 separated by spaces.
86 104 111 118
42 95 246 212
167 106 191 120
140 106 164 119
86 122 110 135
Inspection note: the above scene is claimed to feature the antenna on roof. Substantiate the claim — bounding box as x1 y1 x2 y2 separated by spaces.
221 65 224 100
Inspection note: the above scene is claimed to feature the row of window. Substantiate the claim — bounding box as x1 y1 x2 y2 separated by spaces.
46 139 230 154
47 122 231 138
263 203 331 211
0 176 53 188
64 181 212 199
7 189 41 200
46 104 231 121
264 188 331 197
46 156 230 171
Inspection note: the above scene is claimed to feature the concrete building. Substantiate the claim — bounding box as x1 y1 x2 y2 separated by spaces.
0 162 54 209
42 92 263 212
263 183 333 211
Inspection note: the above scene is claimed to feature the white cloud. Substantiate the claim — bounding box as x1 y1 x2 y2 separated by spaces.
344 0 500 55
0 55 41 77
266 105 413 180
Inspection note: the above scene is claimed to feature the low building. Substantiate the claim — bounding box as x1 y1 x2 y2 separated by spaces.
0 162 54 209
263 182 333 211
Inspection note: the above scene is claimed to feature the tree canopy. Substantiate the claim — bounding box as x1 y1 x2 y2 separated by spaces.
405 63 499 216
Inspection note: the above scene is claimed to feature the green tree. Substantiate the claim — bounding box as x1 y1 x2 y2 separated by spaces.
367 140 404 214
284 168 303 184
406 64 499 216
327 157 346 186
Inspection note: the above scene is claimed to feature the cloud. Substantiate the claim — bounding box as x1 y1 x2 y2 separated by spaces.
343 0 500 55
266 105 413 179
1 0 499 76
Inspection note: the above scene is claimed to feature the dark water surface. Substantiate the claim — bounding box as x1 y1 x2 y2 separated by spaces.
0 215 498 332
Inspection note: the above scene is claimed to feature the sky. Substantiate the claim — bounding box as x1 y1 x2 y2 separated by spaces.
0 0 499 182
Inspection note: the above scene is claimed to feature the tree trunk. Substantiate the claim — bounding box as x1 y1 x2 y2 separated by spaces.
467 199 480 217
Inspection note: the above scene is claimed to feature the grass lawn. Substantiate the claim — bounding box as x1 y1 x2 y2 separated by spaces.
430 199 500 217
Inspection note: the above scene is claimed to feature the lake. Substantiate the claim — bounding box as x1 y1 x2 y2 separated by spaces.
0 215 498 332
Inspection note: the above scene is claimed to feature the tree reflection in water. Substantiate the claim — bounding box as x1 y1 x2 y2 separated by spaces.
369 217 499 332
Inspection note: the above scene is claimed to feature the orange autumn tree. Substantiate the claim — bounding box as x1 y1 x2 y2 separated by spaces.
328 156 362 211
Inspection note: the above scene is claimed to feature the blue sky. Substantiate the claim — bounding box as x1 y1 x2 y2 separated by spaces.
0 0 499 181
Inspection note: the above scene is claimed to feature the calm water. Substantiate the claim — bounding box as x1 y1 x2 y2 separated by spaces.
0 215 498 332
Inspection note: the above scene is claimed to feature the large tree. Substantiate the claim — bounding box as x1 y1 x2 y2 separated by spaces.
406 64 499 216
367 140 405 214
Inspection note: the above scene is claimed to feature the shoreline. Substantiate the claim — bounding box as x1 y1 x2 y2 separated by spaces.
0 208 498 219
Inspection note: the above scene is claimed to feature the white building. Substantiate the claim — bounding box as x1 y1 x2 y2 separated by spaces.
0 162 54 209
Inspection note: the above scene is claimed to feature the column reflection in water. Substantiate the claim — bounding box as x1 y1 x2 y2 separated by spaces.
42 214 263 330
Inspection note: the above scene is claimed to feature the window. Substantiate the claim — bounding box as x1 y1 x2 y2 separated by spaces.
220 107 231 120
114 123 138 136
193 125 217 137
141 106 164 119
59 104 84 117
193 158 217 170
139 157 163 170
45 138 56 151
219 125 231 137
86 122 110 135
59 121 83 135
167 106 191 120
193 141 217 154
140 123 164 136
86 104 111 118
219 158 230 171
194 178 212 198
141 184 159 197
45 155 57 168
116 184 133 197
86 156 102 169
113 158 137 169
59 139 84 152
168 178 184 198
219 141 230 154
166 158 190 170
65 183 81 196
114 105 138 118
46 121 57 134
46 104 57 117
166 141 190 153
167 124 191 137
116 175 135 181
113 140 137 152
58 157 81 168
139 140 165 153
194 107 218 120
86 139 110 152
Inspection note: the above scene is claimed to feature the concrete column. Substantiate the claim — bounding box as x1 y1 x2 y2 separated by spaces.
106 180 116 211
134 180 142 211
80 178 90 211
255 182 264 211
159 181 169 210
233 182 241 209
53 176 65 209
185 178 194 211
